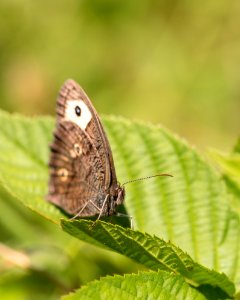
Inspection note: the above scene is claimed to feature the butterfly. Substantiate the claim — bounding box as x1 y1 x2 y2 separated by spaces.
47 79 125 220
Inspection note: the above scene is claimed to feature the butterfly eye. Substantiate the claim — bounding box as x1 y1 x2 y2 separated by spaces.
75 106 81 117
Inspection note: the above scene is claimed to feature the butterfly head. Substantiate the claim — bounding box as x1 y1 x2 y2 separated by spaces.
115 185 125 206
109 184 125 214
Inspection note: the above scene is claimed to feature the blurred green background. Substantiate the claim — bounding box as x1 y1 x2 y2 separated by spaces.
1 0 240 150
0 1 240 299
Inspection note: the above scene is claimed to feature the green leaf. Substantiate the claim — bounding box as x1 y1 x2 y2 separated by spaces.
208 148 240 292
104 117 240 284
62 271 209 300
209 148 240 215
61 219 235 297
0 110 64 224
209 149 240 186
0 109 239 291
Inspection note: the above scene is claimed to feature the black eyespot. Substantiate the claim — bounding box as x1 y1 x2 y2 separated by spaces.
75 106 81 116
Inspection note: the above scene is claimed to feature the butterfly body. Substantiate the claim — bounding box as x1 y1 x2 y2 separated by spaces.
47 80 125 217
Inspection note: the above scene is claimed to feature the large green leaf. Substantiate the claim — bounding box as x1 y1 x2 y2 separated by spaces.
61 219 235 297
0 110 63 223
104 118 240 280
63 271 208 300
0 110 239 290
209 147 240 292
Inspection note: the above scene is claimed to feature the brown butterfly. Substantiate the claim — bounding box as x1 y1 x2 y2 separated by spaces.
47 79 125 220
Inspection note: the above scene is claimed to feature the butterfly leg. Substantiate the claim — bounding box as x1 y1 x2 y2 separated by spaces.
70 196 109 229
71 198 104 220
96 194 109 221
88 200 101 212
90 195 109 228
70 200 92 220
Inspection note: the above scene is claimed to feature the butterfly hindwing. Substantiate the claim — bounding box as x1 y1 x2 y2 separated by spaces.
48 121 106 215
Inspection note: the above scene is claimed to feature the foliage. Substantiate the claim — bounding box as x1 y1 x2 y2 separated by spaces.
63 271 208 300
0 110 240 299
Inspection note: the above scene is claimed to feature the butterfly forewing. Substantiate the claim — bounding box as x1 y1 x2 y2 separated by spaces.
47 80 124 217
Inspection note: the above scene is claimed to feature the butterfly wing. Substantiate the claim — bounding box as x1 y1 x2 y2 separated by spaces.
47 80 118 216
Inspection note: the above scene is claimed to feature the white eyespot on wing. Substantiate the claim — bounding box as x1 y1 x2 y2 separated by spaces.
64 100 92 130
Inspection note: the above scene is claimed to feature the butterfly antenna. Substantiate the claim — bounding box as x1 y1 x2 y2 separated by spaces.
122 173 173 186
